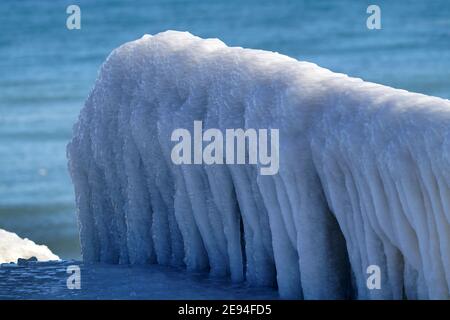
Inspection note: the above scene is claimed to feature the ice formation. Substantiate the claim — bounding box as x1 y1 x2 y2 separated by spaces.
0 229 59 263
67 31 450 299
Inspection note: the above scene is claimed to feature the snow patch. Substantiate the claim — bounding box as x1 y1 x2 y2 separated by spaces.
0 229 59 263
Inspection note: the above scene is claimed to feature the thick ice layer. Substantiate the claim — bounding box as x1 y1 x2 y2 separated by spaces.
0 229 59 263
0 260 277 300
67 31 450 299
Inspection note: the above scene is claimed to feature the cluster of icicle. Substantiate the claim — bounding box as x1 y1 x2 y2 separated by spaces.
68 31 450 299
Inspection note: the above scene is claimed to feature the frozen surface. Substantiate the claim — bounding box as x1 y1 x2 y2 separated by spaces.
0 229 59 264
68 31 450 299
0 260 277 300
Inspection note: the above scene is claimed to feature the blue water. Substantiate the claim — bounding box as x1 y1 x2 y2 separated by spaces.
0 0 449 260
0 260 278 299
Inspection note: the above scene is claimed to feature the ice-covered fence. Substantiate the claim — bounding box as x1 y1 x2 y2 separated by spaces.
67 31 450 299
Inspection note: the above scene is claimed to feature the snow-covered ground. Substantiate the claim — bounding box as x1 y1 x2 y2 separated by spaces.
67 31 450 299
0 260 277 300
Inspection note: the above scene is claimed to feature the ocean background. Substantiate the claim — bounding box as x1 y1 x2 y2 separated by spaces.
0 0 449 260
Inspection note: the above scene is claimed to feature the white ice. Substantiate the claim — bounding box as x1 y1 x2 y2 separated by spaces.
67 31 450 299
0 229 59 263
0 260 277 299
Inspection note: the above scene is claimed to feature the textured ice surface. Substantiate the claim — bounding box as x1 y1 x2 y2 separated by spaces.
0 229 59 263
68 31 450 299
0 260 277 300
